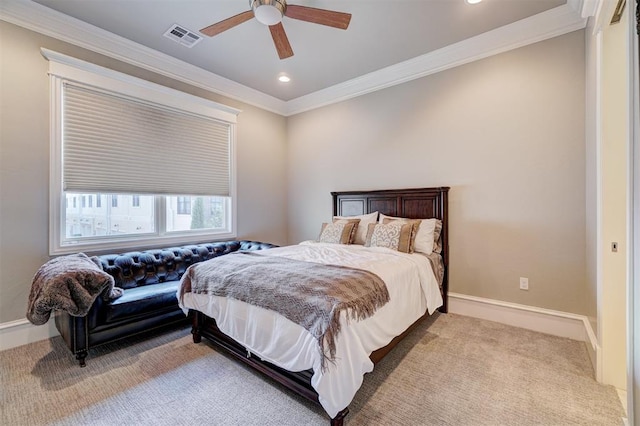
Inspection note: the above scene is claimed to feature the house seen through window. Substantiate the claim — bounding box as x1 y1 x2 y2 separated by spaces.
65 194 227 238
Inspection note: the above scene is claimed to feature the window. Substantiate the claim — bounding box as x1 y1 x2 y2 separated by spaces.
167 196 227 232
46 50 238 254
177 196 191 215
65 193 155 238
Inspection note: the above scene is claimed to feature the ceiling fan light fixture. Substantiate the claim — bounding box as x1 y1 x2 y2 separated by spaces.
251 0 286 26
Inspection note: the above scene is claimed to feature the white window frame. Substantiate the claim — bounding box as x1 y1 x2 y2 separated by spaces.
45 49 240 255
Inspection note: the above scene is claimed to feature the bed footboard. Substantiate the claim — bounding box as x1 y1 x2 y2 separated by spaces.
191 310 350 424
190 308 432 424
193 311 320 395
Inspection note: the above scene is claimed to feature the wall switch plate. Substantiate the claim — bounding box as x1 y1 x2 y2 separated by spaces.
519 277 529 290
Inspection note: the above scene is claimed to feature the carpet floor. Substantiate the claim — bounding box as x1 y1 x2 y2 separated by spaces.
0 313 625 425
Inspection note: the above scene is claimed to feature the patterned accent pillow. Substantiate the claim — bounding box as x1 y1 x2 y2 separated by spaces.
380 214 440 255
381 218 421 253
335 218 361 244
333 211 378 245
318 219 360 244
364 222 417 253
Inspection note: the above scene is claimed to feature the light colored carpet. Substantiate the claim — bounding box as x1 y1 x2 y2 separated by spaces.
0 313 625 425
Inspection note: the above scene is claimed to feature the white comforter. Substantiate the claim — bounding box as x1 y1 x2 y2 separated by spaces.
178 242 443 418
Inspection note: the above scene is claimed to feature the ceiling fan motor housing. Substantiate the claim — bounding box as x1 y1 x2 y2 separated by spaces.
251 0 287 26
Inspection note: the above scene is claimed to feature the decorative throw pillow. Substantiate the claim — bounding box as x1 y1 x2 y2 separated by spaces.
364 222 416 253
381 218 421 253
318 219 360 244
333 211 378 245
379 214 439 255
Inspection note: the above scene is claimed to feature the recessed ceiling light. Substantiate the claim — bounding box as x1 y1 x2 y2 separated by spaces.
466 0 482 4
278 75 291 83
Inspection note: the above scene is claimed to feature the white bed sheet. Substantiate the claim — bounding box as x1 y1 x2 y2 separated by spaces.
178 242 443 418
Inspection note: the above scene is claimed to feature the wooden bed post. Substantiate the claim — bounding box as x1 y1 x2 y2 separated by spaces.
190 309 202 343
439 187 449 313
330 408 349 426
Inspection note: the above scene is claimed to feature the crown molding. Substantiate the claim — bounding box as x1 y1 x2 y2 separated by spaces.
2 0 592 117
284 3 588 115
570 0 601 18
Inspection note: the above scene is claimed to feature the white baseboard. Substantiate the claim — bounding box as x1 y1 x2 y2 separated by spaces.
0 318 59 352
0 293 603 364
448 292 600 375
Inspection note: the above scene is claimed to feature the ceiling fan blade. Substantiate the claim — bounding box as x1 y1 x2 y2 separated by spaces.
269 23 293 59
284 5 351 30
200 10 254 37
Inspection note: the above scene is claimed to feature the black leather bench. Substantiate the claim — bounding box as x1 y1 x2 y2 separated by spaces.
55 240 277 366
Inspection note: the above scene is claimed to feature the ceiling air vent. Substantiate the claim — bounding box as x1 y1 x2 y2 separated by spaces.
163 24 202 48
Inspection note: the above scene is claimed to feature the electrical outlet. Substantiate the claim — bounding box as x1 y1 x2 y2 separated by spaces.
519 277 529 290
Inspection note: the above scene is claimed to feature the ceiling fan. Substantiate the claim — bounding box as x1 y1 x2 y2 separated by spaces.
199 0 352 60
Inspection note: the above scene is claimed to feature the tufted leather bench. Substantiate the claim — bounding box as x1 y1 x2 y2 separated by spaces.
55 240 277 366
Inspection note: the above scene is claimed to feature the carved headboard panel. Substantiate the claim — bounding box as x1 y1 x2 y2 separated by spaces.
331 187 450 312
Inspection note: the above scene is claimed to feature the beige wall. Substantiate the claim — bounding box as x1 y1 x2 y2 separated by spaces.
0 21 288 323
287 30 588 315
599 6 629 390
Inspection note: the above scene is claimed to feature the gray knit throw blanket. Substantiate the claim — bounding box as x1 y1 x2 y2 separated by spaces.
180 251 389 368
27 253 123 325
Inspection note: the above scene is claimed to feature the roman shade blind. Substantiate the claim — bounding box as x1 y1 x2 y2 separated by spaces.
62 82 231 196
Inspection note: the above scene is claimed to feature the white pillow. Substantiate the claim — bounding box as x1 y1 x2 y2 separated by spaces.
379 213 438 255
333 211 378 245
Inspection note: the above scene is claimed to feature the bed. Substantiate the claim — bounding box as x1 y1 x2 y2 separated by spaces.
179 187 449 425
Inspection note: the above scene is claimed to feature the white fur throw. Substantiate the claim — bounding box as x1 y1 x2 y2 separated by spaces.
27 253 122 325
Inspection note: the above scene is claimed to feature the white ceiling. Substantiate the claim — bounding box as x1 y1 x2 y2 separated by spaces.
1 0 592 115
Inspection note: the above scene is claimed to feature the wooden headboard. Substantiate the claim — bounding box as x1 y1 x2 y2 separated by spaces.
332 187 450 312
